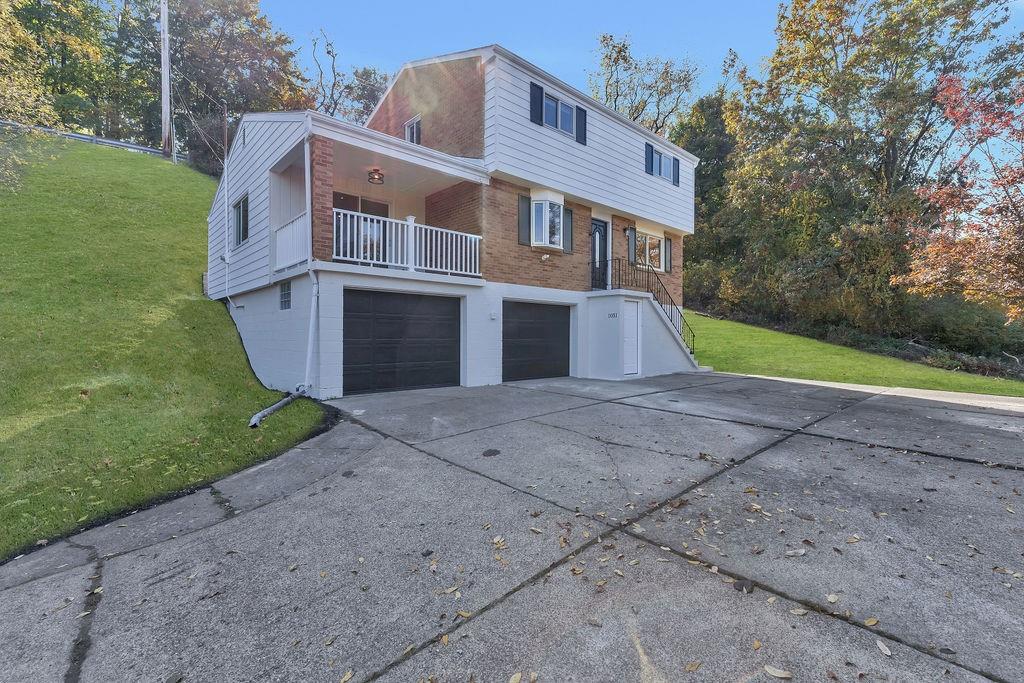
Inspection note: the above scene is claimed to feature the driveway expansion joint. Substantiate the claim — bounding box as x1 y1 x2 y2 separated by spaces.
615 526 1006 683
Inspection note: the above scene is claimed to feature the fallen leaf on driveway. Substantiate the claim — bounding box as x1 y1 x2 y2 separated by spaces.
847 535 862 544
764 664 793 679
789 608 808 616
826 594 839 604
340 672 353 683
441 634 449 646
509 673 522 683
456 610 472 619
529 527 543 534
784 549 805 558
753 640 762 651
684 661 701 672
877 640 892 657
864 617 879 626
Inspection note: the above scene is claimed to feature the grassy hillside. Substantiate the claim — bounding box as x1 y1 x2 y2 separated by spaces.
0 139 322 559
690 313 1024 397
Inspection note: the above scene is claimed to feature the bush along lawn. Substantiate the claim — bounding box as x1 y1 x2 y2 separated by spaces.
689 313 1024 398
0 139 323 560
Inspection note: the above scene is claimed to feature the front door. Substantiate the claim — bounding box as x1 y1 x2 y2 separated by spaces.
591 219 608 289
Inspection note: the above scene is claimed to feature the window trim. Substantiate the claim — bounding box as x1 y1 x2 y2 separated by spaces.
232 194 249 247
403 115 421 145
542 92 575 138
634 230 665 272
530 200 564 249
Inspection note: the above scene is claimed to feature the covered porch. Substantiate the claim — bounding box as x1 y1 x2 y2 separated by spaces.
269 115 489 279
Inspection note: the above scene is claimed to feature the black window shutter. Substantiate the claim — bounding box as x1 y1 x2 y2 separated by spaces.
529 82 543 125
517 195 531 245
672 157 680 186
644 143 654 175
575 107 587 145
664 236 673 272
563 207 573 253
627 227 637 264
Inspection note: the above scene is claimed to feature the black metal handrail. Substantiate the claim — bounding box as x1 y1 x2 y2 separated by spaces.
591 258 696 355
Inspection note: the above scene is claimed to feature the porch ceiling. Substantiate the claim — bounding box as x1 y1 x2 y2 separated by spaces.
331 140 476 196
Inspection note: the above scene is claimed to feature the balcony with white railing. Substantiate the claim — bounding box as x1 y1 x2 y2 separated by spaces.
333 209 482 278
273 211 308 271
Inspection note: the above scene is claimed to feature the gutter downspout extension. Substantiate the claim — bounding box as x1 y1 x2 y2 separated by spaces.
251 115 318 428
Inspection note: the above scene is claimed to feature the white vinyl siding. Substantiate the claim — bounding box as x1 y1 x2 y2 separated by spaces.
207 114 306 299
483 55 695 233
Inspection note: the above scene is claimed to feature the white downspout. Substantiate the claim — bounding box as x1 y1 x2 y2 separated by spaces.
300 112 318 396
221 127 235 308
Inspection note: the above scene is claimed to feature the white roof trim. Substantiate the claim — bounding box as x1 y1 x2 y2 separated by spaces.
307 110 490 185
368 43 699 166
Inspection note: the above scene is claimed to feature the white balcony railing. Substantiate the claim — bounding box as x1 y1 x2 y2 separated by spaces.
273 211 308 270
333 209 481 277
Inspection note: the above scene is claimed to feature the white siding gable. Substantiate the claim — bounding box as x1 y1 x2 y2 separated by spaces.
483 53 696 233
206 113 306 299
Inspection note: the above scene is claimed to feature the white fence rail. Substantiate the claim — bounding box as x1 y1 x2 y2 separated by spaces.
274 211 308 270
333 209 481 277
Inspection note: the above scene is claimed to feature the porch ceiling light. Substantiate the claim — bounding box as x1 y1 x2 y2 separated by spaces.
367 168 384 185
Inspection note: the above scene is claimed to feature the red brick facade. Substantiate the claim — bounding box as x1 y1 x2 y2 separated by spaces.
479 179 593 291
424 182 483 237
310 135 335 261
366 57 485 159
611 215 684 303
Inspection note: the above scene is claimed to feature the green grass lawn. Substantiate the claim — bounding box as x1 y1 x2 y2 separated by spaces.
0 139 323 559
689 313 1024 398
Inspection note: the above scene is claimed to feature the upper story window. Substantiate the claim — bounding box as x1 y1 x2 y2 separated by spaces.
530 82 586 144
532 200 563 248
542 94 574 136
404 115 421 145
644 143 680 186
653 151 673 181
233 194 249 246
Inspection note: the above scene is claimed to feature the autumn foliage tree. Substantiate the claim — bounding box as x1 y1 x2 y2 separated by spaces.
897 76 1024 321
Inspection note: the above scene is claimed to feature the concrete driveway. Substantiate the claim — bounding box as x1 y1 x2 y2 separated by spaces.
3 373 1023 682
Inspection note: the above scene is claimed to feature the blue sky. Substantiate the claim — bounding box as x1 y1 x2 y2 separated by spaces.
260 0 784 98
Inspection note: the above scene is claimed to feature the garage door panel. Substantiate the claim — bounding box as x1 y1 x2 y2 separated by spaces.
344 290 460 394
502 302 570 382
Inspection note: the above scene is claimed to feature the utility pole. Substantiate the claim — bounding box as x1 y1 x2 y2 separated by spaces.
159 0 171 158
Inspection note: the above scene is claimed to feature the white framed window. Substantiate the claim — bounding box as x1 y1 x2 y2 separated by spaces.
635 231 664 271
404 115 421 145
279 281 291 310
542 93 575 136
531 200 563 248
652 150 673 181
233 194 249 246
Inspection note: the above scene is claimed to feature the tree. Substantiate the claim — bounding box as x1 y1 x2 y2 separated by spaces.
160 0 311 173
897 76 1024 320
713 0 1023 330
14 0 110 130
0 0 56 126
1 0 57 190
589 33 698 135
308 30 388 124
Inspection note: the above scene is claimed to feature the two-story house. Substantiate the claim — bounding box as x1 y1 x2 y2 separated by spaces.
206 45 703 399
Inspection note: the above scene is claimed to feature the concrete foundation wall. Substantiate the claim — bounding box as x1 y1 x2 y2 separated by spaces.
232 269 699 400
229 274 312 394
